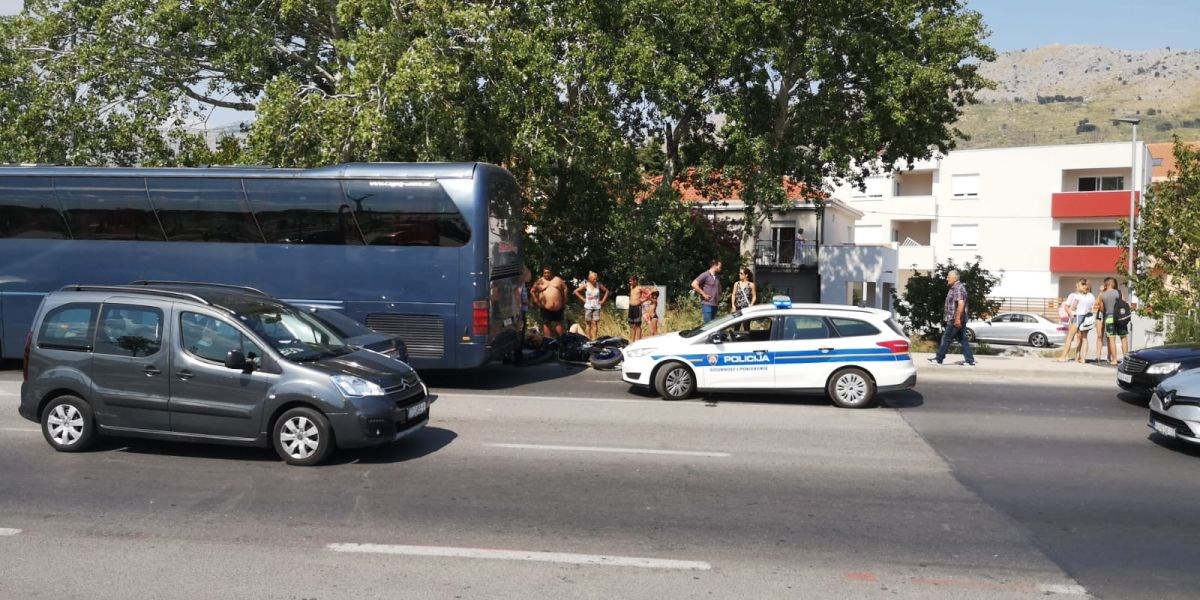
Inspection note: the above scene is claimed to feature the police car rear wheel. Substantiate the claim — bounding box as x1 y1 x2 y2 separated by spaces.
655 362 695 400
827 368 876 409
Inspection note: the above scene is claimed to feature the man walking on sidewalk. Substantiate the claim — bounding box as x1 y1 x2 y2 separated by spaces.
930 269 976 367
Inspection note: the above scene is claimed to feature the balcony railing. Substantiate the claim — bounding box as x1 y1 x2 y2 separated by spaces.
1051 191 1140 219
754 240 818 269
1049 245 1123 273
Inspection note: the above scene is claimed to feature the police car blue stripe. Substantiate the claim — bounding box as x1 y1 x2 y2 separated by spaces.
651 349 910 367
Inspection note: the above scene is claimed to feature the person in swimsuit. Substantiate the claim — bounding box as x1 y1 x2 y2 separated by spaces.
642 290 660 337
628 275 648 342
531 266 568 337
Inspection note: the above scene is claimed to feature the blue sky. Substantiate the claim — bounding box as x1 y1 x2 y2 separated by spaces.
968 0 1199 52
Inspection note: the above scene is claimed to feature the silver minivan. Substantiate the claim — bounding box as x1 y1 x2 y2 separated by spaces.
18 283 431 465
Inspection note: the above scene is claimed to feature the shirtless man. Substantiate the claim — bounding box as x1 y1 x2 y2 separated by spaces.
531 266 568 337
627 275 650 342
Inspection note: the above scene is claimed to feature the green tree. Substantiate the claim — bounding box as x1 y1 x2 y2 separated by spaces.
1123 137 1200 318
0 1 994 301
893 259 1001 338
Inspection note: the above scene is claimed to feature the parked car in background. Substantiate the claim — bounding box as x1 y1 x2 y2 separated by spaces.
964 312 1067 348
1148 368 1200 446
305 306 409 363
1118 343 1200 398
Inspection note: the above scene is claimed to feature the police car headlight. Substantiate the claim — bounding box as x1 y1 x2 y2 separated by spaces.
331 375 386 398
1147 362 1181 375
625 348 656 358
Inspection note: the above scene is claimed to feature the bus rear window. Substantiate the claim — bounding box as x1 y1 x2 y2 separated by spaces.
488 175 521 272
344 179 469 247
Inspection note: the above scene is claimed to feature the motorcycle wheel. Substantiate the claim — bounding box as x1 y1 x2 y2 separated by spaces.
588 347 624 370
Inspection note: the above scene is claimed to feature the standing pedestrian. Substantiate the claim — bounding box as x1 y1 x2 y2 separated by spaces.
929 269 975 367
573 271 610 340
731 268 757 330
643 290 661 337
1057 279 1095 364
691 259 723 323
1056 282 1085 362
1098 277 1126 365
627 275 647 342
530 266 568 337
1109 284 1133 364
792 230 806 265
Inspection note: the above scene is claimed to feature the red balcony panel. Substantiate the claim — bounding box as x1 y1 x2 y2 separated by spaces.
1051 191 1140 219
1050 246 1123 272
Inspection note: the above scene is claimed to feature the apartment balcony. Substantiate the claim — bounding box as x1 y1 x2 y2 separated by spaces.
1051 191 1140 219
885 194 937 219
1049 246 1123 273
898 244 935 271
754 241 818 271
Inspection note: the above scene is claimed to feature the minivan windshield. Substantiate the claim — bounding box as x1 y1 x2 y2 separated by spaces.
236 305 351 362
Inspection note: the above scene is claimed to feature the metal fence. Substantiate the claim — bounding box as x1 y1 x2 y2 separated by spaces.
990 297 1060 320
754 240 818 269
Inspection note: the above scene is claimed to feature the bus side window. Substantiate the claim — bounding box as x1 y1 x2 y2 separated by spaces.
244 179 363 245
147 177 264 243
0 176 70 239
54 177 165 241
343 179 470 247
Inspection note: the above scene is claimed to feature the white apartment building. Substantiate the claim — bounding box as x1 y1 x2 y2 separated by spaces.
826 141 1152 302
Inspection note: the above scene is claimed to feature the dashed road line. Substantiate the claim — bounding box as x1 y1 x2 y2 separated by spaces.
0 427 38 433
1039 583 1089 596
484 442 731 458
436 392 684 405
0 528 22 536
327 543 712 570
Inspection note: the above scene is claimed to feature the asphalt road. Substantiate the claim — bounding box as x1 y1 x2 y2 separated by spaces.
0 360 1193 599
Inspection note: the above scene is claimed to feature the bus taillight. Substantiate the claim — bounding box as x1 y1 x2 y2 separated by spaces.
472 300 489 336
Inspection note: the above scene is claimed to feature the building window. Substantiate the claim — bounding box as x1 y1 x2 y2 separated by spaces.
950 224 978 248
951 174 979 198
1078 176 1124 191
1076 228 1120 246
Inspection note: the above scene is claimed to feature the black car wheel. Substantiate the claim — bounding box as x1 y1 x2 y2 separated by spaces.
965 328 977 343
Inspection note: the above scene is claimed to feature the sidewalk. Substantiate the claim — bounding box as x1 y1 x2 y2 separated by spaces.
911 351 1120 384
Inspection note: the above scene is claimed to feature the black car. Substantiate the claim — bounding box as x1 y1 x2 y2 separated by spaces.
1117 343 1200 397
306 307 409 363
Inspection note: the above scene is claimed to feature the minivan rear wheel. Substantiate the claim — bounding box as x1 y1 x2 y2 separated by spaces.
272 407 334 466
41 395 96 452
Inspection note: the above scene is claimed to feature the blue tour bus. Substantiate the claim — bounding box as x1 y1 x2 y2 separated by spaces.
0 162 523 369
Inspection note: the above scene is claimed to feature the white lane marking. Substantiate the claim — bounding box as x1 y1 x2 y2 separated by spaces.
0 528 22 536
327 543 711 571
436 392 699 406
0 427 38 433
1038 583 1089 596
484 443 730 458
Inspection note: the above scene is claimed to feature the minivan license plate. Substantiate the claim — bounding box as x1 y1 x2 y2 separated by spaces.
407 401 428 420
1153 421 1176 438
1117 372 1132 383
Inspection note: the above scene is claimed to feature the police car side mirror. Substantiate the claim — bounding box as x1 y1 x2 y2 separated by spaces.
709 332 724 344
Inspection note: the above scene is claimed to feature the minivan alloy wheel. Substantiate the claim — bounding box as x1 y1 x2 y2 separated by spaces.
47 404 85 446
280 416 320 460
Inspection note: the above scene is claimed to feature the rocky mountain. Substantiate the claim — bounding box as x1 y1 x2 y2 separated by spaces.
955 45 1200 148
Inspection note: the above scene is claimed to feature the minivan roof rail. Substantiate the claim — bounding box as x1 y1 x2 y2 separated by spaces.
60 284 212 306
129 280 270 297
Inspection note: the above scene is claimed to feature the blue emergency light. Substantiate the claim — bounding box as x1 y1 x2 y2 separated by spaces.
772 295 792 309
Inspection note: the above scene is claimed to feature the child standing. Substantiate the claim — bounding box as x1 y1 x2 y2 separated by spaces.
642 290 660 337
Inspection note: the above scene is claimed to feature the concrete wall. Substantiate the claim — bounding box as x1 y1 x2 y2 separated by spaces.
818 245 898 308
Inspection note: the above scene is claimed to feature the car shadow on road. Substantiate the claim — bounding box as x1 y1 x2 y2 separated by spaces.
105 426 458 466
1118 391 1151 408
1148 432 1200 458
694 389 924 410
420 362 582 391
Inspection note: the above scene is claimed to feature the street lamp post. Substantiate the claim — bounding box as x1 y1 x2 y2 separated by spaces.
1112 117 1140 277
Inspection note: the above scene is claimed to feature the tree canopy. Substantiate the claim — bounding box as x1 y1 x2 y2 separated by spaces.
0 0 994 298
1124 138 1200 321
893 259 1002 338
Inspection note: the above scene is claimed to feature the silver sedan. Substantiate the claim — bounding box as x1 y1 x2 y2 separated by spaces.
964 312 1067 348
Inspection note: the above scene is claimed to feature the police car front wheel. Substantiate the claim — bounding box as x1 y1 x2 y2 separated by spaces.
827 368 877 409
655 362 696 400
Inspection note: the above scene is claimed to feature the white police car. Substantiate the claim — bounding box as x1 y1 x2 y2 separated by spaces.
621 298 916 408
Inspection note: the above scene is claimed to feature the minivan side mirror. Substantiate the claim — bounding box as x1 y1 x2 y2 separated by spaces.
224 349 255 374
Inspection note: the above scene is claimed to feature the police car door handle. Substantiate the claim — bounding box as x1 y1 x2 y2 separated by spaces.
819 347 834 353
753 349 767 353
